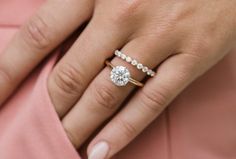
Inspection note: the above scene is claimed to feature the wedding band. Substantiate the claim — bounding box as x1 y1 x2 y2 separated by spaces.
105 61 144 87
115 50 156 77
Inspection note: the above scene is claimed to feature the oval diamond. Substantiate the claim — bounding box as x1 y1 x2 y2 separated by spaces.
110 66 130 86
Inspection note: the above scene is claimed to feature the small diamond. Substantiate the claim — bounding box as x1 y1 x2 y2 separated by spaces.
137 63 143 70
115 50 119 56
121 54 126 60
131 60 138 66
126 56 132 63
150 71 155 77
147 70 152 76
147 70 155 76
142 66 148 72
116 51 122 57
110 66 130 86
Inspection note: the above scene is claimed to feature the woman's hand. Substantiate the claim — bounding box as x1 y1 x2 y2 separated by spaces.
1 0 236 159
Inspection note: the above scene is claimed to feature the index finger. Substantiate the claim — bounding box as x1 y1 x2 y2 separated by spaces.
0 0 93 105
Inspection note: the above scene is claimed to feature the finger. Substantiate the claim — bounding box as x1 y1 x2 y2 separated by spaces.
61 36 175 148
47 13 131 117
0 0 93 105
87 53 203 159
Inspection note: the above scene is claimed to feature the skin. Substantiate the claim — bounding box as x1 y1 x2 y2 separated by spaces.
1 0 236 158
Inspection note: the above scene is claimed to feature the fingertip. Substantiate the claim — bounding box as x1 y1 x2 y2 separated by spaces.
87 141 110 159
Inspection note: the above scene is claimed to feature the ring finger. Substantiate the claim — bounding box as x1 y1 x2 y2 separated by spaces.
62 36 176 148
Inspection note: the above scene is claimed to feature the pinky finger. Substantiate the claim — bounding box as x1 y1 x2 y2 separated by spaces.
87 53 203 159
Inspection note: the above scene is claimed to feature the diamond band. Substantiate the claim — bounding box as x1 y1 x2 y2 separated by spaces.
115 50 156 77
105 61 144 87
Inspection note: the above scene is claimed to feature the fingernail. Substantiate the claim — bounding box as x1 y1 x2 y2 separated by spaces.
88 141 110 159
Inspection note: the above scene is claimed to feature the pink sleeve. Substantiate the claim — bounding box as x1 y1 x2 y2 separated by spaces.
0 1 236 159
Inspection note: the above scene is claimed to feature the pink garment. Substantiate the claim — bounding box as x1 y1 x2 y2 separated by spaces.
0 1 236 159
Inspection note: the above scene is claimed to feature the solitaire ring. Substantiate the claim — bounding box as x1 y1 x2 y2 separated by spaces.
105 61 144 87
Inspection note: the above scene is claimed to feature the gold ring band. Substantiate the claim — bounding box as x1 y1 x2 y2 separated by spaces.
105 60 144 87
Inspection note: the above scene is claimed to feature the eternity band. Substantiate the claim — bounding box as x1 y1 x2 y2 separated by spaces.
115 50 156 77
105 61 144 87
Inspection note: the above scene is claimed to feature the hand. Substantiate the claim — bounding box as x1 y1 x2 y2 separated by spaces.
1 0 236 159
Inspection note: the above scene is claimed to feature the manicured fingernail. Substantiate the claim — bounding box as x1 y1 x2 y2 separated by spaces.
88 141 109 159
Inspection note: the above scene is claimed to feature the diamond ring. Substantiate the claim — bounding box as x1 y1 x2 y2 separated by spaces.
114 50 156 77
105 61 144 87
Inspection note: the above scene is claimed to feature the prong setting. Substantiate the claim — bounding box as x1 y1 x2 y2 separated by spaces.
110 66 130 86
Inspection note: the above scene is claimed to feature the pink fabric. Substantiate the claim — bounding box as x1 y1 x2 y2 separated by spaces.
0 1 236 159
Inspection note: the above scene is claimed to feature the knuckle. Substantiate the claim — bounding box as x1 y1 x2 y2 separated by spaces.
187 36 213 56
111 0 142 23
91 82 117 111
140 88 169 113
54 63 85 96
118 0 142 13
22 13 51 50
116 117 137 139
191 43 210 56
